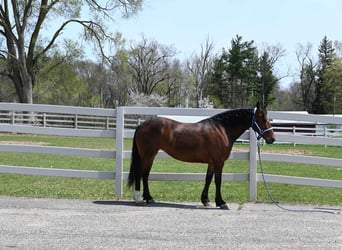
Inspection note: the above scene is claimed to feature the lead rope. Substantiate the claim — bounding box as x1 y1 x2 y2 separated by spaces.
256 140 335 214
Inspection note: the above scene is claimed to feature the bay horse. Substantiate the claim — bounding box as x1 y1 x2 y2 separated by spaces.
128 102 275 209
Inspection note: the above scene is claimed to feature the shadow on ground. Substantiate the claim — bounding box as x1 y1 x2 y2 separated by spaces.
92 200 223 210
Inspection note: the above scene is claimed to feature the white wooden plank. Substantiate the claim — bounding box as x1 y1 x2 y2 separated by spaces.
120 150 249 161
249 127 258 201
261 153 342 168
275 133 342 146
137 172 248 182
269 111 342 124
0 103 116 117
0 124 115 138
0 165 115 179
0 144 115 158
120 106 226 116
258 174 342 188
230 152 249 160
115 107 125 197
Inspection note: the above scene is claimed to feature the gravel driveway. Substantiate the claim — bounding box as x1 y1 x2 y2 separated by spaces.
0 197 341 249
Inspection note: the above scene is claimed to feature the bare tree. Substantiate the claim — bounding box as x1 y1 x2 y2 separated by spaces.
0 0 142 103
128 36 176 95
260 43 286 67
186 37 214 107
295 43 317 111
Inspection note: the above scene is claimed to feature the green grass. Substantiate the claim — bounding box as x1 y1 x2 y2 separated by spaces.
0 133 341 205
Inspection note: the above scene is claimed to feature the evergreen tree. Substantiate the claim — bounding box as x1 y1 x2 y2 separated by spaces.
208 50 229 108
312 36 334 113
253 52 277 107
210 35 258 109
321 55 342 114
226 35 258 108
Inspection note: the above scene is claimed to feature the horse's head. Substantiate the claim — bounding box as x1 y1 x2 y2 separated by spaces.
252 102 275 144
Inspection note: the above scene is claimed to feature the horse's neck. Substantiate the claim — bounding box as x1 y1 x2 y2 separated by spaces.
228 124 250 143
225 111 253 143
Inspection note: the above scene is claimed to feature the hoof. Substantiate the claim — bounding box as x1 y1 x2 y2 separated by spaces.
146 199 155 204
203 202 211 207
219 204 230 210
135 200 146 206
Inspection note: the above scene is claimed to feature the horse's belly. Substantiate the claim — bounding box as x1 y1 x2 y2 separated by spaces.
161 142 229 163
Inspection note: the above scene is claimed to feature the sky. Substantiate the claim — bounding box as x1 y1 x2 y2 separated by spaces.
113 0 342 88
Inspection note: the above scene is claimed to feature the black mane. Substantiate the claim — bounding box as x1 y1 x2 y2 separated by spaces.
204 108 254 128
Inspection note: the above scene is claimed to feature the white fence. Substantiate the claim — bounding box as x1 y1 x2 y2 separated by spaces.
0 103 341 201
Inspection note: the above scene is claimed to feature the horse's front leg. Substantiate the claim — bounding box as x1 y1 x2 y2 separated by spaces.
214 163 229 210
201 166 214 206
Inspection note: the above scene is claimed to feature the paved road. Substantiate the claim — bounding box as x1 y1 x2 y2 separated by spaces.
0 197 341 249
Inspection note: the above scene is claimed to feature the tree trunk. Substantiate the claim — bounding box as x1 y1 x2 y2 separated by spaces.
12 67 33 104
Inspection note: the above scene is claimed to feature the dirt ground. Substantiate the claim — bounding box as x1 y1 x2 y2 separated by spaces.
0 197 341 249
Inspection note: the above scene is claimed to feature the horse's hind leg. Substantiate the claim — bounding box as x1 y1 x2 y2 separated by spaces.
142 169 154 203
134 172 145 205
134 160 154 205
201 166 214 206
141 155 156 204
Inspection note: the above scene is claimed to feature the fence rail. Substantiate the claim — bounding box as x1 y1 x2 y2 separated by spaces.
0 103 341 201
2 110 342 137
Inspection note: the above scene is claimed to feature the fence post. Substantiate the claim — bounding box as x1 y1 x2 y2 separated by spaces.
249 128 257 201
324 127 328 148
74 114 78 129
293 126 296 147
115 107 124 198
106 117 110 130
11 111 15 125
43 113 47 127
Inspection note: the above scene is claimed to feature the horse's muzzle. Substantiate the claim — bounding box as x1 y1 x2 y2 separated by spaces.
265 137 275 144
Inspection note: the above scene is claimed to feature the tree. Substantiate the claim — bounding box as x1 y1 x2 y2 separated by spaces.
312 36 334 113
208 49 229 108
295 43 317 111
186 37 214 108
108 49 132 107
272 84 302 111
128 36 176 95
210 35 258 108
0 0 142 103
0 68 16 102
157 59 184 107
74 60 113 108
227 35 258 108
321 55 342 114
33 55 87 106
128 92 167 107
254 51 278 107
251 44 284 108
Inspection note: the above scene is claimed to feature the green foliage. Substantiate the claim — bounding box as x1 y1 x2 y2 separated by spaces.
312 36 335 114
320 56 342 114
34 54 88 106
0 0 143 104
280 36 342 113
253 52 277 107
210 35 278 109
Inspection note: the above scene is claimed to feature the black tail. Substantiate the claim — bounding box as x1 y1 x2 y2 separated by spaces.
128 127 141 188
